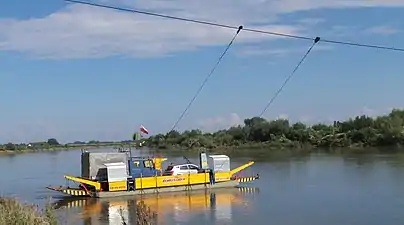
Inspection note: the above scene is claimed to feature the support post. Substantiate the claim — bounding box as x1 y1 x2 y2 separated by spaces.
154 171 159 194
140 172 144 195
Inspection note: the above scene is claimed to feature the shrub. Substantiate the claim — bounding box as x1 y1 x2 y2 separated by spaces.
0 197 58 225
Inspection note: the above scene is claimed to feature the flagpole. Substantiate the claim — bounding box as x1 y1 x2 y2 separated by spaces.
137 125 149 158
133 131 140 157
140 132 142 157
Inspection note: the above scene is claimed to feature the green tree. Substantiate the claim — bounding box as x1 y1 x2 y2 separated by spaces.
5 109 403 152
143 109 404 150
5 143 15 151
47 138 60 146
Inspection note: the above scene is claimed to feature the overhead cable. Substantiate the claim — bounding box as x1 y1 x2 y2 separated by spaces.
65 0 404 52
258 37 321 117
170 26 243 132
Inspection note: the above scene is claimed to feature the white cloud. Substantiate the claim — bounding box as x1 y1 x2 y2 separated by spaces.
267 0 404 13
357 106 403 118
197 113 242 132
112 0 404 14
277 114 289 120
299 115 313 123
0 0 403 59
236 44 334 57
297 18 326 26
0 4 301 59
387 107 404 112
365 25 401 35
237 47 291 57
359 106 378 117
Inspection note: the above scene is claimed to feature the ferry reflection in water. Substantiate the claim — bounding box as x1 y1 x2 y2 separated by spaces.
55 187 259 225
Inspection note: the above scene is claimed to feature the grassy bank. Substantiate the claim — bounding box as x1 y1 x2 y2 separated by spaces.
0 197 157 225
0 197 57 225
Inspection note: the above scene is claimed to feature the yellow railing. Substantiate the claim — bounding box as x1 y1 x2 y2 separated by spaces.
230 161 254 176
64 175 101 190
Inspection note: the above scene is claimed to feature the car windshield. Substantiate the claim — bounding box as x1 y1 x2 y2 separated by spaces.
188 165 199 170
180 165 188 170
165 165 173 171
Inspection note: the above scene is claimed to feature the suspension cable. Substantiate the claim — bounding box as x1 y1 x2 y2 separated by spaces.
170 26 243 132
258 37 321 117
65 0 404 52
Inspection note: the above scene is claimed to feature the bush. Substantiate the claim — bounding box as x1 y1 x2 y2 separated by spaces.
0 197 157 225
135 201 157 225
0 197 58 225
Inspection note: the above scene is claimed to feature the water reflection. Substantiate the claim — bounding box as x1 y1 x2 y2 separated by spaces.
54 187 259 225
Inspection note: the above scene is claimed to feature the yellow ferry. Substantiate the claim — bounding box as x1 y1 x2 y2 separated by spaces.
47 150 259 198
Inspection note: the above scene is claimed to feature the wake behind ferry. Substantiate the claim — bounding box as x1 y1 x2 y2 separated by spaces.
47 148 259 198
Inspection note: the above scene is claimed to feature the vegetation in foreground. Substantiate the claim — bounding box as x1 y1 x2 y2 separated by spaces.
0 197 57 225
135 201 158 225
0 197 157 225
145 109 404 150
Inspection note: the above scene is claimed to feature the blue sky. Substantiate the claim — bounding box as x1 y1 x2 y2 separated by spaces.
1 0 404 143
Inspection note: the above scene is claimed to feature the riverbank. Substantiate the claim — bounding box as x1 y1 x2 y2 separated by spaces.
2 109 403 155
0 143 137 155
149 141 403 153
0 197 157 225
1 141 402 157
146 109 404 151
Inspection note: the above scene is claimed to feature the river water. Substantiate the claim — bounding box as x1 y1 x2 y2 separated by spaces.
1 148 404 225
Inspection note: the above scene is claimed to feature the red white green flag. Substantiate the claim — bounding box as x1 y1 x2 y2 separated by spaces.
140 125 149 135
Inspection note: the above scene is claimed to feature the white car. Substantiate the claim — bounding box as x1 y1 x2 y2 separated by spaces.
163 163 200 176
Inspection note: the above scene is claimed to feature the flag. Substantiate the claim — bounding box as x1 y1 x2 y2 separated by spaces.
140 125 149 135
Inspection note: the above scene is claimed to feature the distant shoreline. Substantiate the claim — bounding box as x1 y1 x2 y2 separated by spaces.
145 109 404 153
0 143 137 155
2 108 404 156
1 141 403 156
151 142 403 153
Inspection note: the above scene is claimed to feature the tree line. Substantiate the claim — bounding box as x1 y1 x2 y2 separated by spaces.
2 109 403 152
145 109 404 150
0 138 136 151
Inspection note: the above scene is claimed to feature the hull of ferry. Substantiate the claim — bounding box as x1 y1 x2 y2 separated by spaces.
46 152 259 198
47 171 259 198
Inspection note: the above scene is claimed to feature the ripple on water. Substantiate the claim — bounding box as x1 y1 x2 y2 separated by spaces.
3 151 404 225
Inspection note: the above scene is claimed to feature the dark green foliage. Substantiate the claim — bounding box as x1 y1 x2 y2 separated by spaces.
47 138 60 146
146 109 404 150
